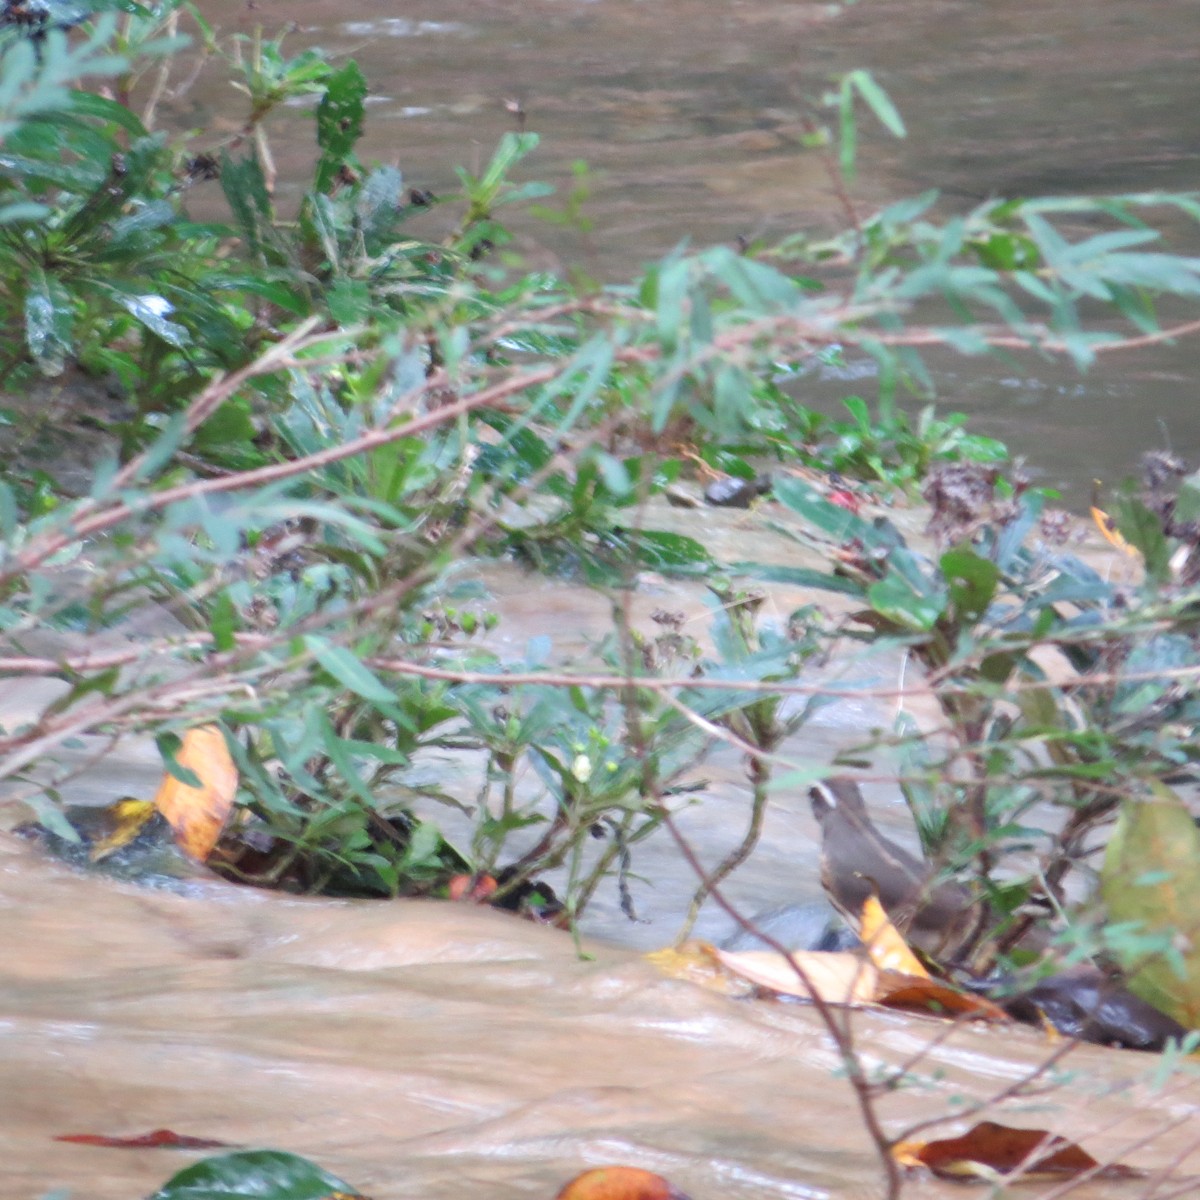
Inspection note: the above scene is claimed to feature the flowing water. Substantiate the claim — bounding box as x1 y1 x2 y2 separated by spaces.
172 0 1200 499
6 2 1200 1195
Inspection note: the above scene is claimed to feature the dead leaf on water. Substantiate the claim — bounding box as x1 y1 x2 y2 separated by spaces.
893 1120 1144 1182
875 976 1009 1022
711 947 880 1004
644 941 757 998
153 726 238 861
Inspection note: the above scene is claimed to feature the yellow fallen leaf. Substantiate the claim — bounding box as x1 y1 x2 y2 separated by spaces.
153 726 238 861
711 947 879 1004
859 895 930 978
88 798 159 862
644 941 756 998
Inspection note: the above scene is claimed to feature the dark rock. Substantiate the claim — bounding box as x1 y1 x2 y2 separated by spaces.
703 473 772 508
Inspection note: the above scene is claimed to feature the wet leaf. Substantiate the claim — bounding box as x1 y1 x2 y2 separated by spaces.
893 1120 1144 1182
860 895 929 978
55 1129 230 1149
87 798 158 862
711 947 879 1004
875 977 1009 1022
644 941 757 998
149 1150 369 1200
152 726 238 862
555 1166 692 1200
1102 780 1200 1029
657 939 1003 1019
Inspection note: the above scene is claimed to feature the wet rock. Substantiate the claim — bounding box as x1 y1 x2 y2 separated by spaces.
703 473 772 508
1000 966 1190 1051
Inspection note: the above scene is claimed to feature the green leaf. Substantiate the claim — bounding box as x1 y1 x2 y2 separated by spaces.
24 267 73 371
1113 495 1171 585
730 562 865 597
209 591 236 653
630 529 714 573
941 547 1000 622
315 59 366 192
303 635 395 704
867 572 944 631
1102 781 1200 1030
220 151 273 258
847 70 906 138
480 130 539 193
108 290 190 347
149 1150 362 1200
1174 469 1200 526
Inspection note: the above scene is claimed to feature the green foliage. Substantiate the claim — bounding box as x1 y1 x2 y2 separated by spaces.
150 1150 359 1200
5 29 1200 977
804 394 1008 492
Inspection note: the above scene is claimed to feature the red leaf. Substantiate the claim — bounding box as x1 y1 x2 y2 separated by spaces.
54 1129 231 1149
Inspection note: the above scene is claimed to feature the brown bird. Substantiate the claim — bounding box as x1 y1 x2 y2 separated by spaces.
808 777 977 957
555 1167 693 1200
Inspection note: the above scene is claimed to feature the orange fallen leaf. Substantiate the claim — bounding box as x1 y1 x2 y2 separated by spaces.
1090 482 1137 557
153 726 238 861
711 947 879 1004
893 1120 1144 1182
555 1167 693 1200
54 1128 231 1149
860 895 929 978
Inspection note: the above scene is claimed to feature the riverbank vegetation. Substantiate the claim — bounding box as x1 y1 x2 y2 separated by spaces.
6 3 1200 1194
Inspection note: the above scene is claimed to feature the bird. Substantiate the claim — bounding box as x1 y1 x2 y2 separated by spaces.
808 777 977 958
555 1167 693 1200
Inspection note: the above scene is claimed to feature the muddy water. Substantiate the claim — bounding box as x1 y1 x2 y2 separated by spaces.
174 0 1200 499
4 835 1198 1200
3 495 1184 1198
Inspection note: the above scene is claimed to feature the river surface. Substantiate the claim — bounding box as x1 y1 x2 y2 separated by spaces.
173 0 1200 500
6 3 1200 1196
4 835 1199 1200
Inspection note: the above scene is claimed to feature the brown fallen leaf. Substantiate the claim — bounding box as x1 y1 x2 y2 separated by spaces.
712 947 879 1004
860 894 929 978
876 976 1009 1022
893 1120 1145 1182
555 1167 693 1200
153 726 238 861
54 1128 231 1149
